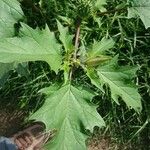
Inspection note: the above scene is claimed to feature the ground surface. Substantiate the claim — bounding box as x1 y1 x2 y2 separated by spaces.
0 99 141 150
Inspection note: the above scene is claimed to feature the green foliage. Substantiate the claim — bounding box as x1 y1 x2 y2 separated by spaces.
0 23 62 72
87 57 141 112
0 63 14 78
31 84 105 150
128 0 150 28
94 0 107 11
75 0 107 20
87 38 115 57
0 0 24 85
0 0 23 37
76 0 93 19
0 63 13 87
84 38 114 66
57 20 74 53
0 0 148 149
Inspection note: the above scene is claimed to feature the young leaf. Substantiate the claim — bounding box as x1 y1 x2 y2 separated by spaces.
128 0 150 29
83 38 114 67
31 84 105 150
57 20 74 53
88 57 142 112
0 23 62 72
94 0 107 11
0 0 23 37
87 38 115 59
85 55 111 67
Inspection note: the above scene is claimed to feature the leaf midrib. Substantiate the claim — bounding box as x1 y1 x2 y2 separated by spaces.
98 71 140 106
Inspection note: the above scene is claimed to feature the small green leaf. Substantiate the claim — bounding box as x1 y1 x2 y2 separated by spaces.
128 0 150 29
85 55 111 67
31 84 105 150
94 56 142 112
84 38 114 67
0 0 23 37
0 23 62 72
94 0 107 11
57 16 72 25
57 20 74 53
87 38 115 59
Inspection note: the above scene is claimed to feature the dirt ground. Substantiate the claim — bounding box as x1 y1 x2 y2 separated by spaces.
0 108 138 150
0 109 27 136
87 136 133 150
88 137 110 150
0 110 110 150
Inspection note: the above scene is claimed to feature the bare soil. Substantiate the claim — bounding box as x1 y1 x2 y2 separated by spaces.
88 137 110 150
0 109 27 136
0 107 138 150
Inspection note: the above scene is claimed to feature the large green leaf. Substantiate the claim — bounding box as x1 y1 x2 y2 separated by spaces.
128 0 150 29
0 0 23 37
0 0 24 82
57 20 74 53
31 84 105 150
0 23 62 72
88 57 142 112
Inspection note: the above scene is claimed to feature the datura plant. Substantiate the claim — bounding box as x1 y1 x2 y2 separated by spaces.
1 0 149 149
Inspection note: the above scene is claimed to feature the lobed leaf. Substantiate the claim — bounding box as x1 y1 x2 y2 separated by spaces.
0 0 23 37
0 23 62 72
0 0 24 82
87 56 142 112
31 84 105 150
128 0 150 29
